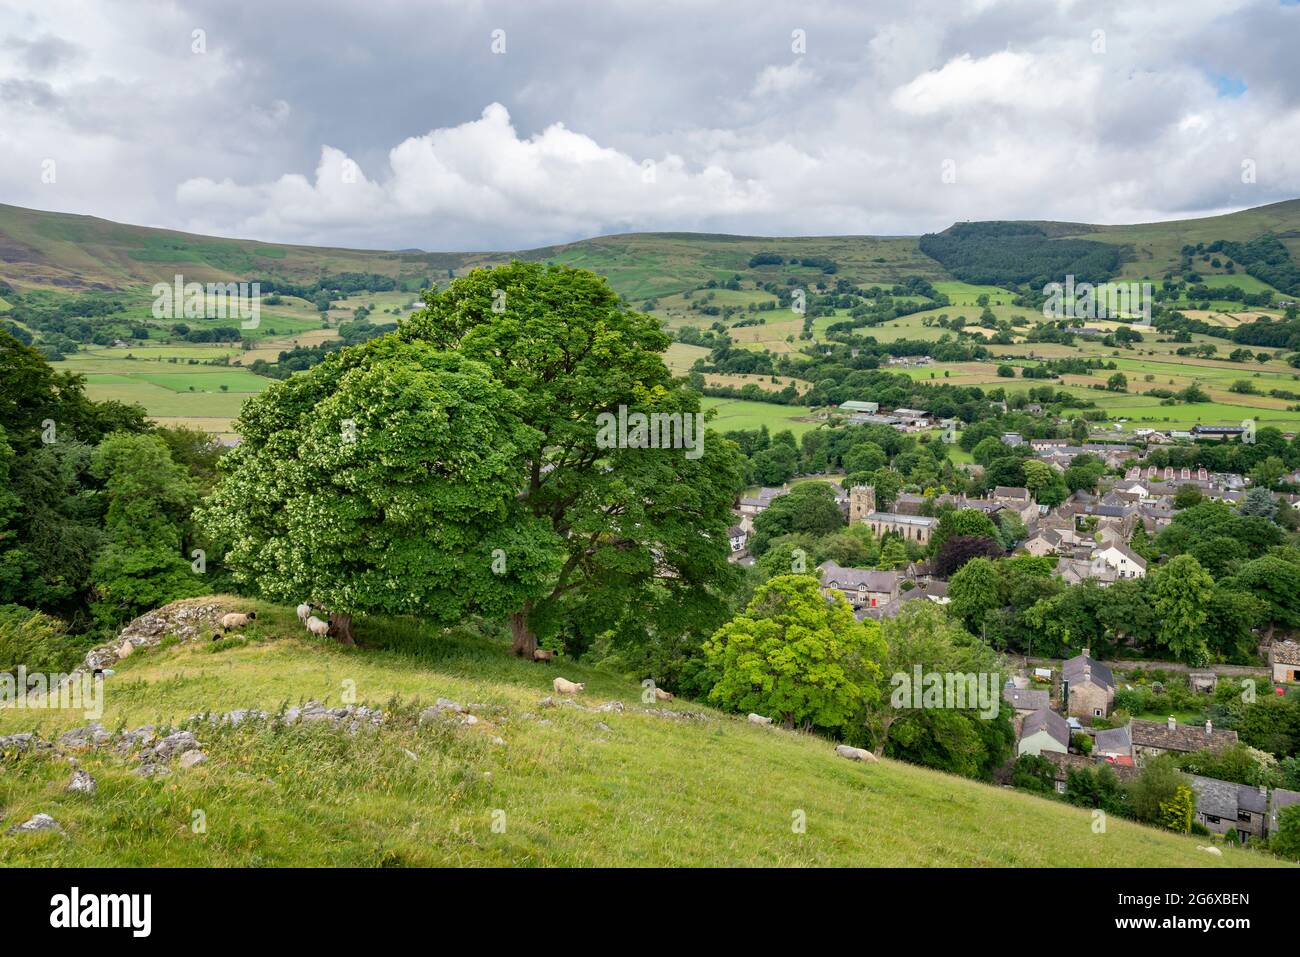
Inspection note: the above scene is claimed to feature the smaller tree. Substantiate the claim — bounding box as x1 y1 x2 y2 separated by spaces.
1272 804 1300 861
704 575 884 731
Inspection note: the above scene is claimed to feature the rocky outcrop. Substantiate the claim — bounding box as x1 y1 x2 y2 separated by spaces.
81 599 236 672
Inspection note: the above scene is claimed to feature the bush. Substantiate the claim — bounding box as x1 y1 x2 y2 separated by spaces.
0 605 87 674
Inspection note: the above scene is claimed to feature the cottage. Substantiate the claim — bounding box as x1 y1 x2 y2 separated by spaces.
1061 649 1115 718
1189 775 1269 844
1094 542 1147 580
1130 717 1238 765
1270 640 1300 684
817 561 899 612
727 525 748 554
1018 707 1071 757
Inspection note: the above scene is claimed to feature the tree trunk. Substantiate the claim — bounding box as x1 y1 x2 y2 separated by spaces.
329 612 356 647
509 607 537 658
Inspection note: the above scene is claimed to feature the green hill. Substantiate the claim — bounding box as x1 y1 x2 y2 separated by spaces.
0 597 1282 867
5 198 1300 305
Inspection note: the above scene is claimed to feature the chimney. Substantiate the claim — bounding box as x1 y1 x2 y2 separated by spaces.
1205 720 1212 736
1081 647 1091 660
1167 716 1176 732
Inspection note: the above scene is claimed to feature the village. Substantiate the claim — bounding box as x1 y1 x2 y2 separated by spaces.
726 400 1300 846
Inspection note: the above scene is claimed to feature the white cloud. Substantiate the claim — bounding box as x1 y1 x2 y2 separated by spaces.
0 0 1297 249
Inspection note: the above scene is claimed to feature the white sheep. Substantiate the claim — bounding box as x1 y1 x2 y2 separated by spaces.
553 677 585 695
296 603 312 623
305 615 330 638
221 612 257 632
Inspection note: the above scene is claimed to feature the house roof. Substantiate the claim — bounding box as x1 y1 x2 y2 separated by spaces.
1129 719 1238 753
1101 542 1147 569
1062 653 1116 691
727 525 745 538
1021 708 1071 748
1003 687 1050 711
993 486 1030 501
1093 724 1132 755
1271 640 1300 667
739 487 786 508
1238 783 1269 815
1190 775 1240 820
817 561 899 593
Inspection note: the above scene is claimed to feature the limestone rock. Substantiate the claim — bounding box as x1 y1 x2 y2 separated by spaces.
65 769 97 794
6 813 62 835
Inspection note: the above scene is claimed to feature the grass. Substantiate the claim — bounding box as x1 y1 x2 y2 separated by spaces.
0 596 1282 867
702 397 820 436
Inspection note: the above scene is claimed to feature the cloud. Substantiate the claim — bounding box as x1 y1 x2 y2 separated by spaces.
0 0 1298 249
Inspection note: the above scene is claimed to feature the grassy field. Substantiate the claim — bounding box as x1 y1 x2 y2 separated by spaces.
702 397 820 436
0 596 1282 867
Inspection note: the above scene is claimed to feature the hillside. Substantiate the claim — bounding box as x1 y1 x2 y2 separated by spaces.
0 597 1281 867
4 200 1300 304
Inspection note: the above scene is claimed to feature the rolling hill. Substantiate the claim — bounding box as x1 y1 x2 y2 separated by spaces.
4 198 1300 304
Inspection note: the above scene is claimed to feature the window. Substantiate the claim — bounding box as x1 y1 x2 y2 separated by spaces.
1094 709 1102 717
1238 811 1251 823
1206 815 1220 824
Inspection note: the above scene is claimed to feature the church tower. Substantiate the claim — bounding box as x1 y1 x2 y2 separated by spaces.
849 485 876 523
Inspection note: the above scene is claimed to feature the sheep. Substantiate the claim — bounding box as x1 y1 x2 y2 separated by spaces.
532 648 555 662
747 713 773 725
296 603 312 623
553 677 585 695
305 615 330 638
221 612 256 632
654 687 674 701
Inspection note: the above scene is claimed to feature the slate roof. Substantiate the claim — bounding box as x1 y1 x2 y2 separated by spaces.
1062 653 1115 691
1093 724 1132 756
1021 708 1071 749
1003 687 1050 711
818 561 898 593
1130 719 1238 753
1191 775 1240 820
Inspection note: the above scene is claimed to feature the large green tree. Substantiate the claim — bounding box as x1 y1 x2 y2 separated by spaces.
400 263 744 656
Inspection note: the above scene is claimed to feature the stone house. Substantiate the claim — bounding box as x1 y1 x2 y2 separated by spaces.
1270 640 1300 684
1189 775 1269 844
1129 717 1238 765
1061 649 1115 719
817 561 899 612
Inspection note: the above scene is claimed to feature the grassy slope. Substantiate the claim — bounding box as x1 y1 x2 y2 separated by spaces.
0 597 1281 867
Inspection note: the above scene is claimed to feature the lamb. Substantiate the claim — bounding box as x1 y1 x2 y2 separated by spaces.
532 649 555 662
296 603 312 623
304 616 330 638
221 612 256 632
553 677 585 695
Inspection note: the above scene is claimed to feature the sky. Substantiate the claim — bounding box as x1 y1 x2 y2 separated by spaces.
2 0 1298 252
